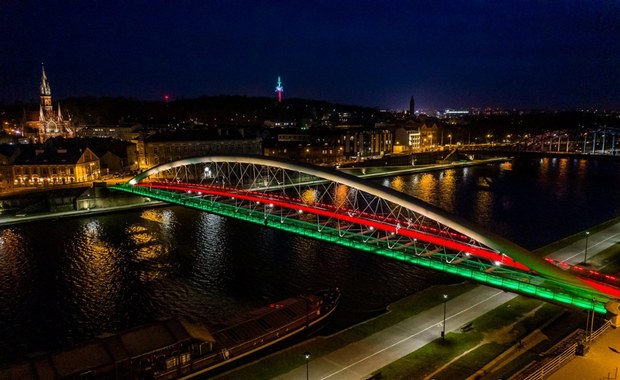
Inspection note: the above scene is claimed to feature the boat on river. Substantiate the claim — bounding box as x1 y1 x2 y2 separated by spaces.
0 288 340 379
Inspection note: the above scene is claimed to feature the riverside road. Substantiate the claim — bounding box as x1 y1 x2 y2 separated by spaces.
271 220 620 380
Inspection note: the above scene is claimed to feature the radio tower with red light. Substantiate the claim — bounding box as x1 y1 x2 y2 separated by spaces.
275 76 283 103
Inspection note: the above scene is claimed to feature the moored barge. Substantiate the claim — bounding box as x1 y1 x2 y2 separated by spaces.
0 288 340 379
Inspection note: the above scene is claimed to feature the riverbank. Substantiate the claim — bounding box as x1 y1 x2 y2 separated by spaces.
0 200 164 227
0 157 509 228
212 217 620 380
339 157 509 179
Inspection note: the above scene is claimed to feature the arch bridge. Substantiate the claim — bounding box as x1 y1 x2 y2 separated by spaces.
111 155 620 319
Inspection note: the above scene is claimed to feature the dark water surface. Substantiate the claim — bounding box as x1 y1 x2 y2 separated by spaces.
1 157 619 362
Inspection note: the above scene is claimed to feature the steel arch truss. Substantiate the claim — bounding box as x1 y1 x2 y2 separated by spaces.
112 155 618 314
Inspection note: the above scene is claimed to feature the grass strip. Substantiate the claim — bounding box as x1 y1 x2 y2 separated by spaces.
215 282 477 379
374 297 563 379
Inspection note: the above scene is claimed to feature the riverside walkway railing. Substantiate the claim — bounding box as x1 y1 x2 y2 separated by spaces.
512 320 612 380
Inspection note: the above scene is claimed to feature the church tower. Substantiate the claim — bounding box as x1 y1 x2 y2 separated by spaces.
32 63 73 142
40 64 53 113
409 96 415 116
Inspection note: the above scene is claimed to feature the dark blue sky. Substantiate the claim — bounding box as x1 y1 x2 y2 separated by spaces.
2 1 619 110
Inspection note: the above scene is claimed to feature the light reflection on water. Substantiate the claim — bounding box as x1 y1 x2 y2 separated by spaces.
0 157 620 363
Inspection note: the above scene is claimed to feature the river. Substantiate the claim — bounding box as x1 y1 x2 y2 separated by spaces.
1 157 619 363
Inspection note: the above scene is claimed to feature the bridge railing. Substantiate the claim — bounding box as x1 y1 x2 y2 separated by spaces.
112 183 608 315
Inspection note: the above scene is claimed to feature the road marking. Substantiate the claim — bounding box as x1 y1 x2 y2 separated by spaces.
320 289 506 379
563 229 620 262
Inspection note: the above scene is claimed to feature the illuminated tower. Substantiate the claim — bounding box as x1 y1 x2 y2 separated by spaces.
275 76 283 103
33 63 73 141
41 63 53 113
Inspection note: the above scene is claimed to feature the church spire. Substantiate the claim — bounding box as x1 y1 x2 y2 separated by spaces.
40 63 51 96
57 102 63 122
40 63 53 113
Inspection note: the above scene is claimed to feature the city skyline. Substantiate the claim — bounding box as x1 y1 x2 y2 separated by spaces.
1 1 619 111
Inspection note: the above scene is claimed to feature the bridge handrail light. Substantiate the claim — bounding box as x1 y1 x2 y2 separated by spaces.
298 209 303 214
443 294 448 299
494 261 501 266
129 179 137 185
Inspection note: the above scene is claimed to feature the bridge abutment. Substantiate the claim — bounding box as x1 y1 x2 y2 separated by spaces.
605 301 620 327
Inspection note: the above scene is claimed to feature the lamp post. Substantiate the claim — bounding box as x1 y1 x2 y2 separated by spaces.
584 297 596 354
448 134 452 146
583 132 587 153
442 294 448 340
304 352 310 380
584 231 590 264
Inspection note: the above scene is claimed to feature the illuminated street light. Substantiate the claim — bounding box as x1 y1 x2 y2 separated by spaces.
304 352 310 380
442 294 448 340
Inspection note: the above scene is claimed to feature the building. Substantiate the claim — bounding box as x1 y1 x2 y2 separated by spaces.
23 65 74 142
410 96 415 116
78 123 142 142
11 145 100 187
88 138 139 176
393 124 421 153
419 122 441 150
136 128 262 170
343 127 393 161
263 128 345 165
0 145 21 190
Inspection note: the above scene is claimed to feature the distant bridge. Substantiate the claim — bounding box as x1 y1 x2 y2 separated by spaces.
459 126 620 158
111 155 620 320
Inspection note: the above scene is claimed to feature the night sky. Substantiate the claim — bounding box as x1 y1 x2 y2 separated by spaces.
1 1 619 110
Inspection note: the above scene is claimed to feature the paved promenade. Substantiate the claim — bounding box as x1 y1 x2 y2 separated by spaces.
547 326 620 380
272 220 620 380
275 287 516 380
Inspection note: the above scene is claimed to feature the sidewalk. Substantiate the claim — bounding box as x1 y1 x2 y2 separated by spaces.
547 326 620 380
274 287 517 380
267 220 620 380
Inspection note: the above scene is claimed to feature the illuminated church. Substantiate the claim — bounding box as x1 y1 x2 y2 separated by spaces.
23 64 74 142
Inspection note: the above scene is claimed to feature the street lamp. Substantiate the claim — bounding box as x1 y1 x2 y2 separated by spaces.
442 294 448 340
583 297 596 355
304 352 310 380
448 134 452 146
584 231 590 264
